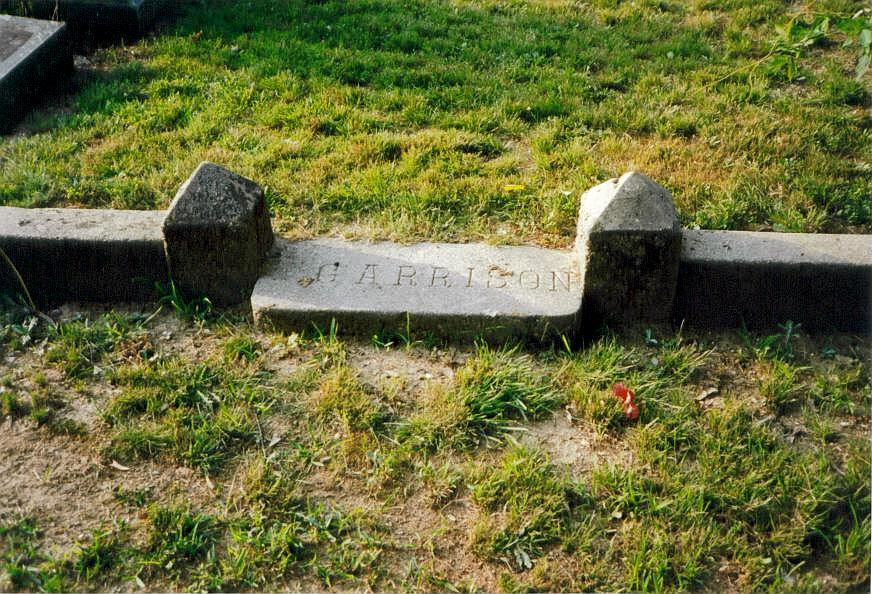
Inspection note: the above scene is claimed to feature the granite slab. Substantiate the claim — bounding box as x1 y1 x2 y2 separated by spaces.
252 239 583 342
0 14 70 133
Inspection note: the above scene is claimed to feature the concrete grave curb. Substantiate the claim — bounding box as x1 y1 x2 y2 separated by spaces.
0 162 271 307
576 172 681 327
163 162 274 307
1 165 869 338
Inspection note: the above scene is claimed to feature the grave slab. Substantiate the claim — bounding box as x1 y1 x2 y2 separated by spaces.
0 0 164 38
0 14 70 133
676 230 872 332
252 239 583 342
0 206 169 304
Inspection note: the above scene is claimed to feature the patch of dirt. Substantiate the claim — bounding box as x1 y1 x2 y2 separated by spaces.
520 412 632 478
348 344 466 402
0 419 215 556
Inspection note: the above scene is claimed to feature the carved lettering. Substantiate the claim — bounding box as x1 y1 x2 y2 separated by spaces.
549 270 573 292
316 262 340 283
487 266 510 289
466 267 474 288
430 266 451 288
519 270 539 290
395 265 417 286
357 264 379 285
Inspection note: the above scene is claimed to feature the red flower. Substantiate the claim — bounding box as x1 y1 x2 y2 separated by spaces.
612 381 639 421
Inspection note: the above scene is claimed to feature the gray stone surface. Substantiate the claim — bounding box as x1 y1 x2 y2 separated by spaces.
163 162 273 306
0 15 70 133
252 239 583 342
0 1 163 38
0 206 168 304
676 230 872 332
576 171 681 328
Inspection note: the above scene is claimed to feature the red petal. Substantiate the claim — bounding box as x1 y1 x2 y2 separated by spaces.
612 381 629 400
612 381 635 404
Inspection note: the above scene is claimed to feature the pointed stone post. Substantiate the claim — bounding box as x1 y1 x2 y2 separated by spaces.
576 172 681 329
163 162 273 306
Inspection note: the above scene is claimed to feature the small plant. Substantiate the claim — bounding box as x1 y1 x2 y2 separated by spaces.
143 506 218 574
741 321 801 361
223 334 261 363
156 281 213 322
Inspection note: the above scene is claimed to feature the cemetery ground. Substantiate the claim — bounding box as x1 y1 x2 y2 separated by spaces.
0 303 869 593
0 0 870 593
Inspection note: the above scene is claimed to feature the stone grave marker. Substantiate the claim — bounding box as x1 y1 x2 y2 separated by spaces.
252 239 582 342
0 14 70 133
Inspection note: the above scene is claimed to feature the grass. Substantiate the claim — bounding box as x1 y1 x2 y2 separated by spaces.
0 305 869 591
398 344 562 451
1 0 869 242
103 358 275 473
0 0 870 591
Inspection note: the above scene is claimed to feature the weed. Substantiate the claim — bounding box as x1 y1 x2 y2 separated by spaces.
223 334 261 363
741 321 802 361
0 302 38 350
156 281 213 323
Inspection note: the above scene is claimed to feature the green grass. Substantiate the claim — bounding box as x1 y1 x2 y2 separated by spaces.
103 358 275 473
469 446 586 568
1 0 869 241
398 344 562 451
45 313 147 379
1 310 869 591
1 0 870 587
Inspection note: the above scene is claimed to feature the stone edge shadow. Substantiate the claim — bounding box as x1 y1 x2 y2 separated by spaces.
0 0 169 39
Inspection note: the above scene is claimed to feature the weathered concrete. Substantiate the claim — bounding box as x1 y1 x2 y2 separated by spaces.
0 207 168 304
0 15 70 134
252 239 583 342
676 230 872 333
576 171 681 328
0 0 164 38
163 162 273 306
